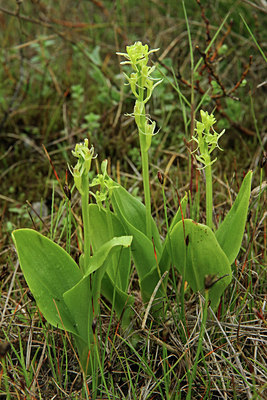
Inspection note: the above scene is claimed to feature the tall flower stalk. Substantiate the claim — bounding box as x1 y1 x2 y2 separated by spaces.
193 110 225 229
71 138 95 272
117 42 162 239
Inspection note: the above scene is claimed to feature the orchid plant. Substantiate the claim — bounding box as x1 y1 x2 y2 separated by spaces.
12 42 252 376
12 140 133 375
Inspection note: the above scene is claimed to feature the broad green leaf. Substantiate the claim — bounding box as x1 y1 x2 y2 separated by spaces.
129 225 163 303
111 184 182 304
111 185 161 278
82 235 132 322
88 205 134 325
215 171 252 264
63 275 93 345
63 274 96 374
84 236 132 276
137 195 187 301
12 229 82 333
111 185 162 256
140 194 188 305
108 195 161 302
169 219 232 309
88 204 131 292
159 193 188 275
73 335 91 375
64 232 133 369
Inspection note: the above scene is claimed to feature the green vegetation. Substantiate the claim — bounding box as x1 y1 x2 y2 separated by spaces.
0 1 266 399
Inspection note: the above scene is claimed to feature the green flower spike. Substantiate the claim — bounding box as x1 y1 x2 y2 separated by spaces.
193 110 226 229
90 160 119 211
71 138 97 275
117 42 157 70
71 138 95 194
117 41 162 104
117 42 162 239
193 110 225 169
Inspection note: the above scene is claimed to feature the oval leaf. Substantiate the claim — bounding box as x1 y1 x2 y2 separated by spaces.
63 275 93 344
169 219 232 309
159 193 188 275
111 185 162 256
12 229 82 333
85 235 132 276
88 204 131 292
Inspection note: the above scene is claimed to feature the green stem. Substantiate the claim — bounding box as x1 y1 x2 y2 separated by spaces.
137 82 152 239
140 136 152 239
205 161 213 230
81 174 90 274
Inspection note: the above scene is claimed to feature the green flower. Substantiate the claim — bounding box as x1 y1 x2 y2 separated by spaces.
117 41 158 71
193 110 225 168
90 160 119 210
117 41 162 103
71 139 96 194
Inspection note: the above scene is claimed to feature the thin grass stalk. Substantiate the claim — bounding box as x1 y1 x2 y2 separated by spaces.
240 14 267 62
182 0 195 196
66 197 71 254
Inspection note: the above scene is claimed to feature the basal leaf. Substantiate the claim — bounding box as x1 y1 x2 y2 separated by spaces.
88 204 131 292
169 193 188 232
169 219 232 309
140 265 167 308
101 273 135 328
84 236 132 276
88 204 134 324
12 229 82 333
111 185 162 256
108 195 161 302
64 276 97 375
215 171 252 264
159 193 188 275
63 275 92 344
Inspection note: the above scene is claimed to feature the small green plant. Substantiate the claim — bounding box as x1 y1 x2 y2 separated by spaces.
12 139 133 375
12 42 252 380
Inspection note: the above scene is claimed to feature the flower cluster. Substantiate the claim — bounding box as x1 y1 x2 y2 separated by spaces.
117 41 162 104
117 42 162 150
193 110 225 168
71 138 95 194
90 160 118 210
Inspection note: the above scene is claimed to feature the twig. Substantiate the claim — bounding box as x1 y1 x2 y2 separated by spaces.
0 6 54 28
228 56 253 95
